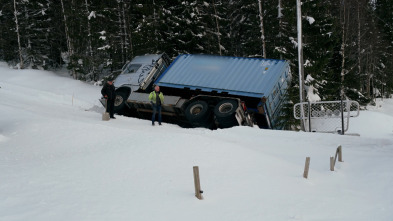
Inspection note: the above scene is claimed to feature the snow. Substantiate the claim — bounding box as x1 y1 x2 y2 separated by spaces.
274 46 287 54
1 63 393 221
88 11 96 20
305 75 321 102
98 45 110 50
306 16 315 25
304 59 312 67
306 85 321 102
289 36 298 48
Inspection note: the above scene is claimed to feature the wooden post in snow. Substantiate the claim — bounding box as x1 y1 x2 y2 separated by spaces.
330 157 334 171
338 145 343 162
331 145 343 171
193 166 203 200
303 157 310 179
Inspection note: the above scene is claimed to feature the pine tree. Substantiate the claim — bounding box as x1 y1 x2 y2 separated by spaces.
195 0 226 55
0 0 18 63
374 0 393 97
21 0 61 69
154 0 203 56
60 0 76 78
223 0 260 57
301 0 341 101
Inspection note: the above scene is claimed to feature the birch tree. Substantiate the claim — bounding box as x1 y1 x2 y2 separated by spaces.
277 0 283 59
121 1 132 60
117 1 125 64
13 0 23 68
339 0 351 98
258 0 266 58
212 0 222 55
123 1 134 59
357 1 361 88
60 0 75 78
85 0 93 60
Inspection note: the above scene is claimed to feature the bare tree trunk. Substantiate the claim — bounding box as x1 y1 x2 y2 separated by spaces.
122 1 129 61
258 0 266 58
278 0 283 60
13 0 24 69
117 1 125 64
366 45 371 97
357 1 361 90
340 2 347 98
126 12 134 59
153 0 159 51
371 64 375 101
85 0 95 80
85 0 93 58
340 26 345 97
60 0 76 78
212 0 222 55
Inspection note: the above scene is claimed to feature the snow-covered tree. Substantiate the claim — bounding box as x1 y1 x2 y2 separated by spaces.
0 0 392 104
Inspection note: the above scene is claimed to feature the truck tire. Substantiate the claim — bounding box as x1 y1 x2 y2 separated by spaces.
114 91 127 113
185 100 211 127
214 99 239 128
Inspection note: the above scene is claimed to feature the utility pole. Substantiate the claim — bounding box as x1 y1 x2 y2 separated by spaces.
297 0 305 131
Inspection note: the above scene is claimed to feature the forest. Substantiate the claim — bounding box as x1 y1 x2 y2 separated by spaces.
1 0 392 107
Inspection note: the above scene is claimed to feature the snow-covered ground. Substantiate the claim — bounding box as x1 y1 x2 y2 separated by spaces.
1 63 393 221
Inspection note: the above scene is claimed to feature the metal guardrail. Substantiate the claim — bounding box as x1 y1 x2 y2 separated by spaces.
293 100 360 133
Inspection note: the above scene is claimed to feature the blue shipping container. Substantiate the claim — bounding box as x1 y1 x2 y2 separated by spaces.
155 54 291 128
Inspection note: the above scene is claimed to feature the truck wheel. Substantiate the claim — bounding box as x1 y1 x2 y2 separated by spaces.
214 99 239 128
114 91 127 113
185 100 211 126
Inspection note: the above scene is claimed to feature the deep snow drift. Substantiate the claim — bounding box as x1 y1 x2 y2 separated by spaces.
1 63 393 221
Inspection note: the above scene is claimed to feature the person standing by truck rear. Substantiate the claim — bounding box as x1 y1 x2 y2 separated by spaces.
149 85 164 126
101 78 116 119
255 96 269 129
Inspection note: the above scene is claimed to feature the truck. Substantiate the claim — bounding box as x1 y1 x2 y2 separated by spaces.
100 53 291 129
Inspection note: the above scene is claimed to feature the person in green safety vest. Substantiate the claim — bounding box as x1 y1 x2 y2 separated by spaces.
149 85 164 126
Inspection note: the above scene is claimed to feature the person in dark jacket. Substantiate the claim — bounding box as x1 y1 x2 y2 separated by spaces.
255 96 269 129
149 85 164 126
101 78 116 119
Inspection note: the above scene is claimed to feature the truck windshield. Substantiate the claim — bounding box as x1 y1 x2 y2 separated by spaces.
123 63 142 74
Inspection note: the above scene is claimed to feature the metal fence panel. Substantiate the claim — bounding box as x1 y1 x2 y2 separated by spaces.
293 100 359 133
